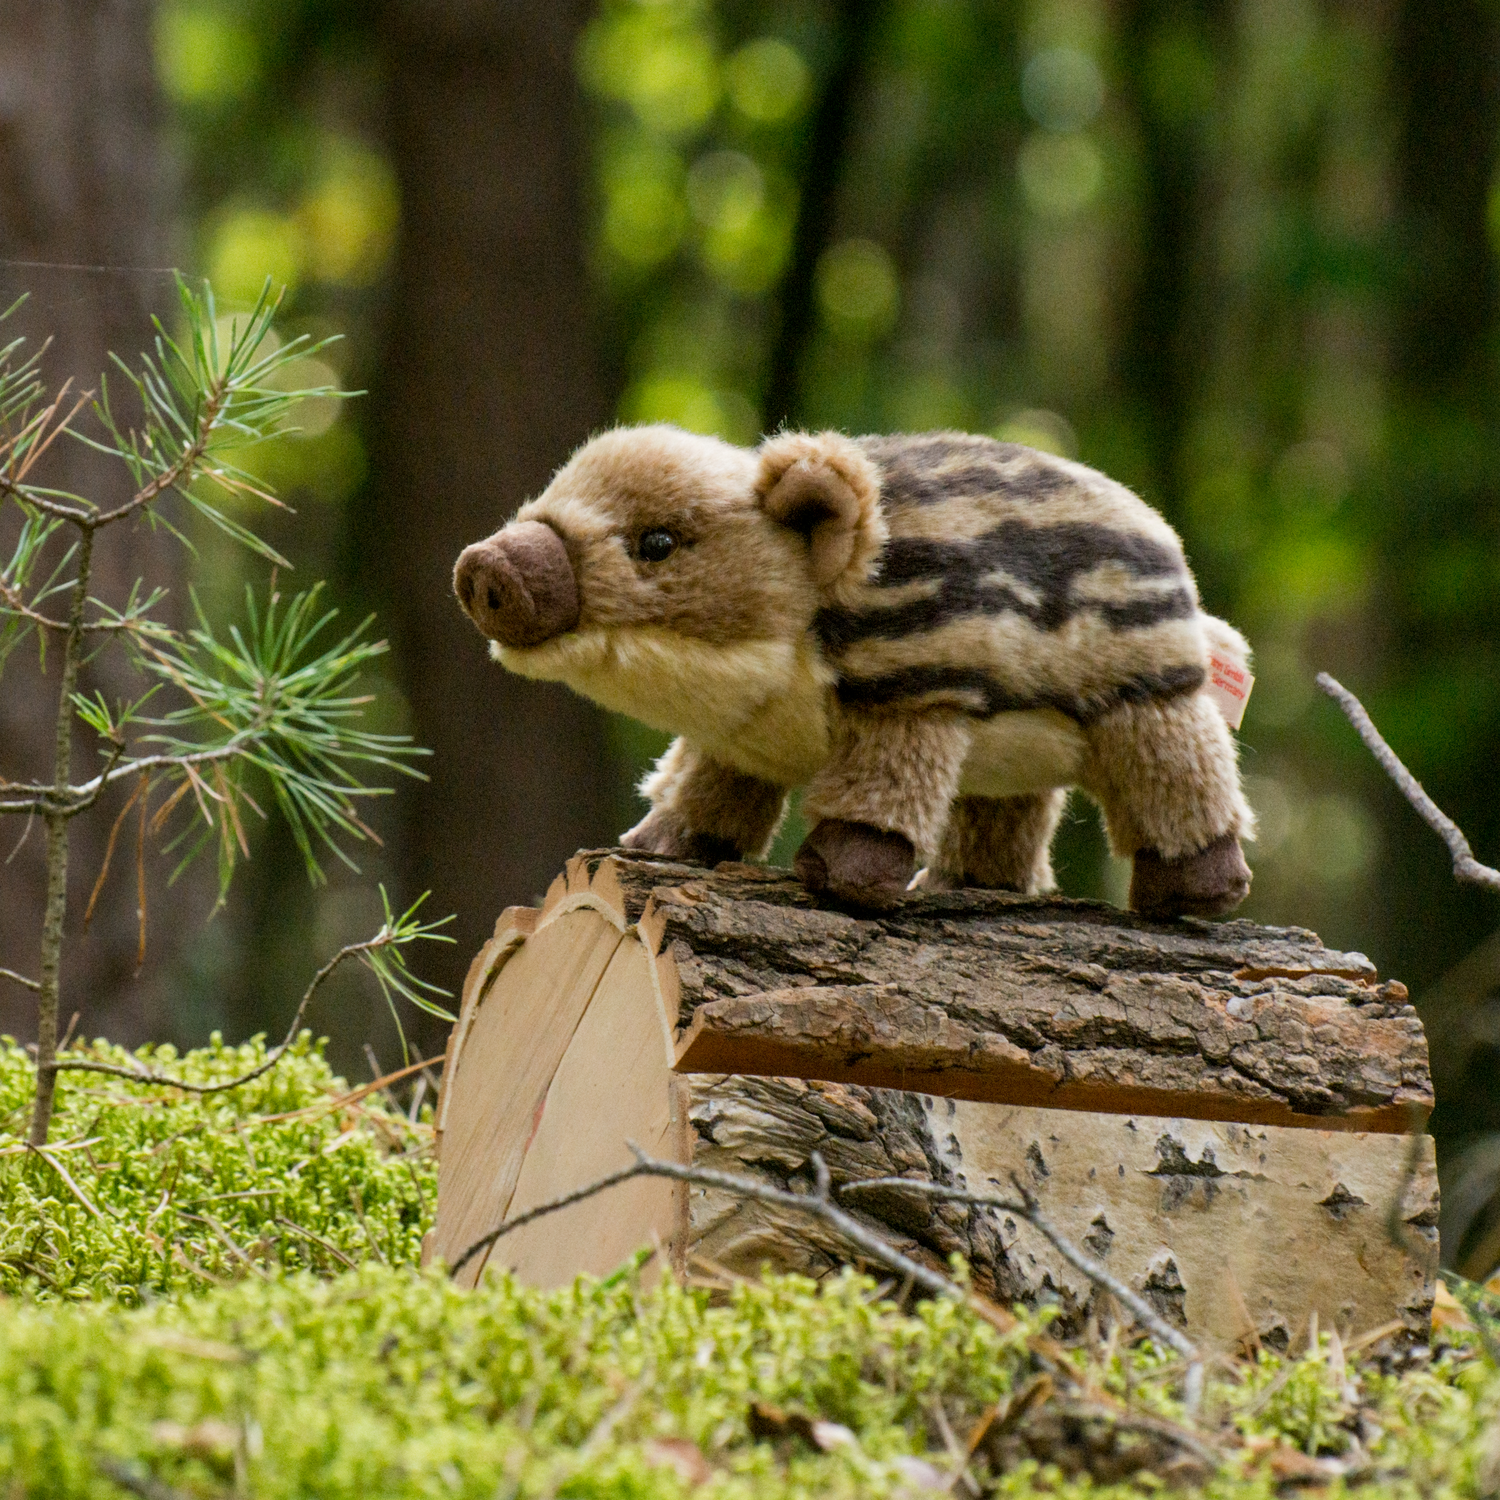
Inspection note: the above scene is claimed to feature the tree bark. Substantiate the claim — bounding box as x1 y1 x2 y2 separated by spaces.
0 0 185 1048
364 0 619 1036
596 854 1432 1131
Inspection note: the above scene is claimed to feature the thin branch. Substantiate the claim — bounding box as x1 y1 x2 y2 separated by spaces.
26 1142 107 1220
0 578 157 634
250 1053 444 1124
452 1148 962 1304
447 1147 1218 1452
0 478 92 525
0 966 40 993
0 795 52 815
273 1215 357 1270
1 738 256 815
1317 672 1500 892
840 1173 1205 1414
46 933 388 1094
72 739 254 803
94 1456 193 1500
450 1162 652 1277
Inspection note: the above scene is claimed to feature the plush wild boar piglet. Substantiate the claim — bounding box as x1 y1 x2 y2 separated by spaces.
453 425 1255 917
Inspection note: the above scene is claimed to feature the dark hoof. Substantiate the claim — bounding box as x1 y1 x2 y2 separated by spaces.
794 818 915 910
620 809 739 868
1130 831 1251 920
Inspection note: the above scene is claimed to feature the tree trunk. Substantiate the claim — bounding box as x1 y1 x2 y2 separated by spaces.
0 0 188 1048
363 0 618 1041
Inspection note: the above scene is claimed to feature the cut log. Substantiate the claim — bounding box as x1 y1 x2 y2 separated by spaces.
428 851 1438 1340
598 850 1425 1132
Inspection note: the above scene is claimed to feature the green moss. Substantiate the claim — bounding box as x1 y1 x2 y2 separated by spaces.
2 1035 1499 1496
0 1035 433 1302
0 1262 1497 1498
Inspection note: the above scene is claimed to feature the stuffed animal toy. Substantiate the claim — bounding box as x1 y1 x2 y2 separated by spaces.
454 425 1255 917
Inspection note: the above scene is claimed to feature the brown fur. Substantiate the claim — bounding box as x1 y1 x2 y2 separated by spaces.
1078 692 1253 861
801 707 971 861
754 431 887 604
453 521 579 647
1130 831 1252 918
456 423 1257 919
935 790 1067 893
624 738 786 861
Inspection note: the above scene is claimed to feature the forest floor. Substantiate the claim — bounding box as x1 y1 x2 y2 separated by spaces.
1 1036 1496 1499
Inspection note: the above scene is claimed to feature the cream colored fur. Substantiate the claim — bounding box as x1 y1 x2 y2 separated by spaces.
961 709 1085 797
1201 614 1253 667
496 625 835 787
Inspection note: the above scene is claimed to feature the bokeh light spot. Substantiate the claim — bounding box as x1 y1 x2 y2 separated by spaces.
580 14 719 135
816 239 900 339
1017 132 1104 217
299 141 400 288
725 38 810 123
270 356 343 440
686 152 764 231
206 208 304 306
1021 47 1105 132
155 1 259 105
624 376 760 445
993 407 1078 458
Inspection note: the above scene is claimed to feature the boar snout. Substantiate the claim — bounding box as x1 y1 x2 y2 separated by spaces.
453 520 580 647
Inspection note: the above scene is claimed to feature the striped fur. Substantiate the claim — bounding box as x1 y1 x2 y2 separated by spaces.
820 434 1208 727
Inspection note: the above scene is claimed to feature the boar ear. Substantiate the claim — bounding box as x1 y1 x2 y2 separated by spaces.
754 431 887 603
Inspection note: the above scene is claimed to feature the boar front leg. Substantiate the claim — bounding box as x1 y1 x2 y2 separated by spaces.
621 737 788 866
796 709 971 908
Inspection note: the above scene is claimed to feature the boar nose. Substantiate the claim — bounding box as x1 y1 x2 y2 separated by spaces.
453 520 580 647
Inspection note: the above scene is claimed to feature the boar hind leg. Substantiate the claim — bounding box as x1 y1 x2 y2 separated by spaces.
934 790 1067 894
621 737 787 866
797 710 970 908
1080 693 1254 919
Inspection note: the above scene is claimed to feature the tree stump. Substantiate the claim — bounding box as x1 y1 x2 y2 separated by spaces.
427 851 1438 1344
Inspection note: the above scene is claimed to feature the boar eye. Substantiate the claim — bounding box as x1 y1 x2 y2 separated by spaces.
636 528 679 563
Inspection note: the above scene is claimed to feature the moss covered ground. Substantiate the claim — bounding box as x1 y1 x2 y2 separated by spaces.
1 1037 1497 1498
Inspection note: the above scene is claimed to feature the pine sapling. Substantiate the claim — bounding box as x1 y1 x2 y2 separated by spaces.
0 279 450 1145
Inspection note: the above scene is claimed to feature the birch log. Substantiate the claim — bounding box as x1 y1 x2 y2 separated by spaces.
429 851 1437 1342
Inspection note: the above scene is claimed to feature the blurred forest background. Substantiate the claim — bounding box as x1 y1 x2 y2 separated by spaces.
2 0 1499 1262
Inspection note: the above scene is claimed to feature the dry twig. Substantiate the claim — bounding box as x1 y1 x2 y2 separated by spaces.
840 1173 1205 1415
1317 672 1500 892
451 1147 961 1304
44 936 405 1096
447 1145 1217 1450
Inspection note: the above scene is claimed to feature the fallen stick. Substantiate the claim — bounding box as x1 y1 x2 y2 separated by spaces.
1317 672 1500 893
839 1173 1204 1414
